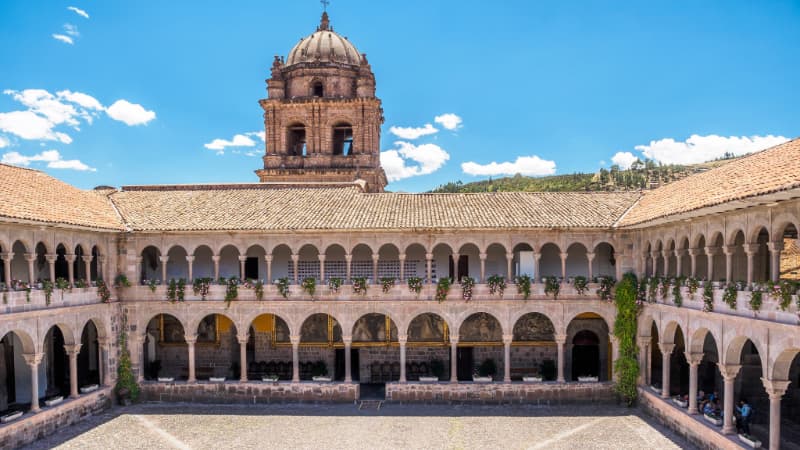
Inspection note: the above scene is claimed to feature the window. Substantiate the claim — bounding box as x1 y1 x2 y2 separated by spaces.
287 125 307 156
332 124 353 156
312 82 324 97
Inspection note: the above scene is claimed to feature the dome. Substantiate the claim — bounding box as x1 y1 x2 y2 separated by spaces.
285 13 361 67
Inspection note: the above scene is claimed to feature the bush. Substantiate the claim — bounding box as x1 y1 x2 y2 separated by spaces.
613 272 640 406
477 358 497 377
540 359 556 381
430 359 445 379
312 360 328 377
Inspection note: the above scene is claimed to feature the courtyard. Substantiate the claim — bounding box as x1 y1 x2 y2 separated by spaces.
22 403 694 450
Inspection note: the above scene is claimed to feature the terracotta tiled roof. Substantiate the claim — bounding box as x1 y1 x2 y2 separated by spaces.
620 138 800 226
0 164 124 230
109 185 639 231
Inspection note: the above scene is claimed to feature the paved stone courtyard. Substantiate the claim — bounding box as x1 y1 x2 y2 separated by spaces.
22 403 695 450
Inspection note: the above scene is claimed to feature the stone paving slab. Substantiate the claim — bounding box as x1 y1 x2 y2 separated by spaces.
22 403 696 450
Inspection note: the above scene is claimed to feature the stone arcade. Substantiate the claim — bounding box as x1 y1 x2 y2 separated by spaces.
1 11 799 450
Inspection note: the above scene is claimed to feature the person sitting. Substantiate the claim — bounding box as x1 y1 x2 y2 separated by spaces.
702 400 716 416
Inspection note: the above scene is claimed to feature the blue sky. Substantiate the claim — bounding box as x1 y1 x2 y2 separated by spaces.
0 0 798 192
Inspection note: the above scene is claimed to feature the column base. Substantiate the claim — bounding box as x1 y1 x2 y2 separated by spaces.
687 407 698 415
721 425 736 435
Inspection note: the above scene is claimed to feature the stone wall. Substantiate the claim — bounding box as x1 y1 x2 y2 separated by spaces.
140 381 358 403
0 388 112 450
637 388 739 450
385 381 615 404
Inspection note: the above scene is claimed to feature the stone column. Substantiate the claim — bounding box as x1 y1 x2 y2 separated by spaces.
637 338 650 385
744 244 758 285
291 254 299 284
559 252 568 279
64 253 75 286
449 336 459 383
25 253 36 284
398 253 406 281
159 256 168 283
717 363 741 434
23 353 43 412
291 335 300 382
662 250 671 277
372 254 380 284
343 336 352 382
651 251 661 277
688 248 699 278
426 253 434 283
685 352 703 414
186 255 194 281
704 247 717 281
238 335 248 382
503 334 512 383
2 252 13 289
238 255 247 280
265 254 272 282
609 336 620 380
97 338 111 386
45 254 58 283
555 334 566 383
129 334 144 382
398 336 407 383
65 344 82 398
767 241 783 283
212 255 220 281
83 255 92 284
506 252 514 282
533 252 541 280
586 252 595 280
479 253 487 283
675 249 686 277
658 343 675 398
722 246 734 283
186 336 197 383
97 255 106 283
345 254 353 284
762 378 791 450
318 254 325 283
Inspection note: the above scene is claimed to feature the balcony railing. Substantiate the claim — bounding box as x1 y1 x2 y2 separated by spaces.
0 287 104 314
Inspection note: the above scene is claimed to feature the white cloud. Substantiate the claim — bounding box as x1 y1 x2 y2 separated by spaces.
0 136 8 148
63 24 79 37
5 89 82 127
461 155 556 177
1 149 95 171
633 134 789 165
380 141 450 182
204 133 257 154
67 6 89 19
0 110 72 143
434 113 463 131
611 151 638 170
245 131 266 142
106 100 156 126
389 123 438 140
56 90 103 111
52 34 74 45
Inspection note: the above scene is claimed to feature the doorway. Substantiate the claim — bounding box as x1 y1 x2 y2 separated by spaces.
457 347 474 381
334 348 359 382
449 255 469 280
571 330 600 380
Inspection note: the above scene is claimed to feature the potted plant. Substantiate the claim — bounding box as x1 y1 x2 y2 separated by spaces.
473 359 496 382
543 276 559 299
352 277 368 295
435 278 451 303
429 359 445 381
407 277 423 296
276 277 290 299
573 276 588 295
328 277 343 294
380 277 396 294
460 276 475 302
540 359 556 381
311 360 331 381
487 275 506 297
301 277 316 297
516 275 532 299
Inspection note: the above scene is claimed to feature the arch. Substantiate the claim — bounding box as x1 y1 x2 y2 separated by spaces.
0 329 36 354
661 320 684 345
688 327 721 356
565 242 589 278
376 244 401 279
218 244 240 279
143 313 187 380
271 244 293 281
77 320 100 388
725 336 766 374
140 245 162 283
43 325 69 397
10 240 29 283
512 312 556 342
286 122 307 156
407 313 449 343
299 313 343 344
772 348 800 381
458 312 502 342
323 243 347 256
566 312 611 381
351 313 398 343
311 79 324 97
244 244 267 280
332 121 353 156
485 243 508 278
592 242 616 278
245 313 292 380
192 245 214 279
350 243 373 280
34 241 48 282
539 242 561 278
166 245 189 280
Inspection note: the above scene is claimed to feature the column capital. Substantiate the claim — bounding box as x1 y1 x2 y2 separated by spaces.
317 254 326 262
674 249 687 257
290 254 299 262
24 253 37 262
159 256 169 263
502 334 513 344
185 335 198 345
684 352 703 366
342 335 353 345
290 334 301 345
658 343 675 355
743 243 760 255
397 335 408 345
703 246 720 256
211 255 221 263
554 334 567 344
449 335 459 345
505 252 514 260
264 254 273 262
559 252 569 260
398 253 406 260
687 248 702 257
716 363 741 381
533 252 541 260
185 255 195 263
479 253 487 261
23 352 44 365
237 335 249 345
661 250 670 259
0 252 13 262
650 250 661 259
637 337 651 348
238 255 248 262
425 253 434 260
64 344 83 356
96 337 111 347
761 377 791 399
345 254 353 262
586 252 596 260
371 254 380 262
767 241 784 252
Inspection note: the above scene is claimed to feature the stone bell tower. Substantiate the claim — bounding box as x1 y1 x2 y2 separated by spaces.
255 11 387 192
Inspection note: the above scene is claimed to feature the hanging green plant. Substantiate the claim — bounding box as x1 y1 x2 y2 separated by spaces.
749 288 763 312
328 277 343 294
55 276 71 300
224 277 239 307
276 277 290 299
75 279 88 289
487 275 506 297
301 277 317 297
407 277 423 295
253 279 264 301
380 277 396 294
671 282 682 307
435 278 451 303
686 277 700 299
597 276 615 301
658 278 669 301
177 278 186 302
542 276 558 300
352 277 368 295
460 276 475 302
42 279 54 305
613 273 640 407
516 275 533 300
167 279 178 303
193 277 212 300
723 283 738 309
147 279 158 293
96 279 111 303
115 319 139 403
778 280 796 311
573 276 588 295
114 273 131 289
702 283 714 312
647 277 659 303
